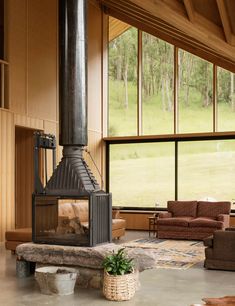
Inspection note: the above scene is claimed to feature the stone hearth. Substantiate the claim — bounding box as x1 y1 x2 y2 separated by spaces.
16 243 156 289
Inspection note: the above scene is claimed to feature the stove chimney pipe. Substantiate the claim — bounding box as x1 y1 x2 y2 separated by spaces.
59 0 87 146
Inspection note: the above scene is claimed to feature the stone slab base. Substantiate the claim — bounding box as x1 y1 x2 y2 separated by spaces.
16 243 156 289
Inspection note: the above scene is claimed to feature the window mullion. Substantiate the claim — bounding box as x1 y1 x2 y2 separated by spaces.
174 46 179 134
213 64 218 132
137 29 142 136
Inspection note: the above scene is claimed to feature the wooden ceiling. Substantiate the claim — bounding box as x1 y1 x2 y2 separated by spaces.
109 17 130 41
101 0 235 72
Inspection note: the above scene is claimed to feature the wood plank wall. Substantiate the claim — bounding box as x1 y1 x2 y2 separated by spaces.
6 0 58 119
0 0 59 241
0 109 15 241
85 2 104 187
15 127 35 228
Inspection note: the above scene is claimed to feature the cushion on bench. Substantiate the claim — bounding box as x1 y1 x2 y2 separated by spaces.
5 228 32 242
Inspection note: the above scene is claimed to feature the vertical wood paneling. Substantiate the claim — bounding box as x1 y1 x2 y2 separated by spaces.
6 0 58 120
0 110 14 241
86 3 104 189
6 0 27 113
88 3 102 133
27 0 57 121
102 13 109 188
14 113 44 130
15 127 35 228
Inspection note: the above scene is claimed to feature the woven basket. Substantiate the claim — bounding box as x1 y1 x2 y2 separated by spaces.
103 270 137 301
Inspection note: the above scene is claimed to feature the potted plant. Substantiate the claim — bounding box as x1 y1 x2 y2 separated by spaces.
102 248 137 301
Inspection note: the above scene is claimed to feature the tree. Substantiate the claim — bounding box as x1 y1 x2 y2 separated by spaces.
109 28 137 109
231 73 235 112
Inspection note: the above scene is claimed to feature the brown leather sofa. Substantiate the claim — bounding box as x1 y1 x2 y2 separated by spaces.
157 200 231 240
5 202 126 252
204 228 235 270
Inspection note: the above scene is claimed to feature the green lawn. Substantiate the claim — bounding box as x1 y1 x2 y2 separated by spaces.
109 80 235 136
111 151 235 210
108 80 235 209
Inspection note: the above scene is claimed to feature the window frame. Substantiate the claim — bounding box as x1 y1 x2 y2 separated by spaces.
105 132 235 213
106 19 235 213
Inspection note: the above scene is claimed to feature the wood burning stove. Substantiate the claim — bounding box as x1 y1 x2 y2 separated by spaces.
32 0 112 247
32 193 112 247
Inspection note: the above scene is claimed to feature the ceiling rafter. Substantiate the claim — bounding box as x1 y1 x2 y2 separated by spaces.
216 0 235 46
183 0 195 23
127 0 234 58
101 0 235 71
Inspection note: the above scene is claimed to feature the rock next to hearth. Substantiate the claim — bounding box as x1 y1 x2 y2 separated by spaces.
17 243 120 269
16 243 156 288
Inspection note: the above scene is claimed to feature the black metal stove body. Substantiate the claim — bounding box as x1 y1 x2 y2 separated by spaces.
32 0 112 247
32 192 112 247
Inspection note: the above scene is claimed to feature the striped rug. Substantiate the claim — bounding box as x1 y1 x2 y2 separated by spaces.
122 238 205 270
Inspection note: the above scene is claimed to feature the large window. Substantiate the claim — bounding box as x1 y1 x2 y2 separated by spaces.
178 140 235 206
107 18 235 211
110 143 175 207
108 138 235 210
142 33 174 135
178 51 213 133
108 28 137 136
217 67 235 132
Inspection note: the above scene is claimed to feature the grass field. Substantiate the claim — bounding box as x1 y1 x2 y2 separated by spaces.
109 81 235 209
109 80 235 136
111 150 235 209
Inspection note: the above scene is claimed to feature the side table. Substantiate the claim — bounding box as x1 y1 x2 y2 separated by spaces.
148 214 158 237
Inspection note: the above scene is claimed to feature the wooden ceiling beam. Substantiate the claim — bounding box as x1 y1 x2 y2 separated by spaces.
100 0 235 71
126 0 235 61
195 12 224 39
103 5 235 72
183 0 195 23
216 0 235 46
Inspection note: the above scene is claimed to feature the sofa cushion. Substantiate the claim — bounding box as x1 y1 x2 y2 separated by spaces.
72 201 89 222
112 210 120 219
188 226 220 233
59 203 76 219
157 225 191 232
81 221 89 228
5 228 32 242
112 219 126 230
157 217 193 227
158 226 218 233
158 212 172 218
189 217 223 228
197 201 231 218
168 201 198 217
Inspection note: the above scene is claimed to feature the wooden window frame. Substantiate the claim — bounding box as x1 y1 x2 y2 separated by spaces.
105 133 235 212
106 18 235 212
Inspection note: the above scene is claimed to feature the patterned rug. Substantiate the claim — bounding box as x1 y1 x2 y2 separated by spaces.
122 238 205 270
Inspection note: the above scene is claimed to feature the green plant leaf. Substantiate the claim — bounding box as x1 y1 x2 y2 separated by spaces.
102 248 134 276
